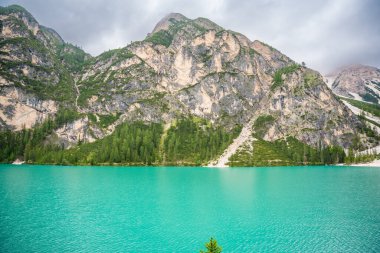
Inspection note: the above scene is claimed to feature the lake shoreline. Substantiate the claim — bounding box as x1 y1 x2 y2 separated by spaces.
349 159 380 167
3 162 380 168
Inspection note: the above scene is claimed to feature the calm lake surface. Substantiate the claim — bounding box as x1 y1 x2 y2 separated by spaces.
0 165 380 252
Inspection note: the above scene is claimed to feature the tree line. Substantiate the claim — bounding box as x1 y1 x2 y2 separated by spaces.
0 109 79 163
2 115 376 166
163 118 241 165
229 137 347 167
0 117 240 166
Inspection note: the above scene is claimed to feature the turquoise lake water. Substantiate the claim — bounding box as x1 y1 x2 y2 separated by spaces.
0 165 380 252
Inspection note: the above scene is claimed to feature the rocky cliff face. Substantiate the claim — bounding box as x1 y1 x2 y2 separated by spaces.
0 86 57 130
0 5 376 162
0 5 89 131
329 64 380 103
77 14 292 127
77 13 361 149
264 67 361 147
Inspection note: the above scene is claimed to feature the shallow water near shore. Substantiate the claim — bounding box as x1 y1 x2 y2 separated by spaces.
1 164 380 252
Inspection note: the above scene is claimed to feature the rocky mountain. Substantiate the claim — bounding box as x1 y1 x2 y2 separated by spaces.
0 5 91 131
326 64 380 157
328 64 380 103
0 5 377 166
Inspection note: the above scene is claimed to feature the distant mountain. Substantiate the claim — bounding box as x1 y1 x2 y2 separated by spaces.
328 64 380 103
0 5 377 166
326 64 380 157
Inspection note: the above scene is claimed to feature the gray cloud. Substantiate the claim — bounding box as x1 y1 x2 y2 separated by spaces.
2 0 380 73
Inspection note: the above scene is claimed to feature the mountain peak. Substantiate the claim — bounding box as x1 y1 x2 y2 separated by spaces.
0 4 31 16
0 4 37 24
152 13 189 34
192 17 223 31
1 4 27 12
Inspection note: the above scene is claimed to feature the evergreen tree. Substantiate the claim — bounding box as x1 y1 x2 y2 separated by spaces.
200 238 222 253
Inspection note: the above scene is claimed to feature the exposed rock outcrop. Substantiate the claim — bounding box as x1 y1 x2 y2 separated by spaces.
0 86 57 130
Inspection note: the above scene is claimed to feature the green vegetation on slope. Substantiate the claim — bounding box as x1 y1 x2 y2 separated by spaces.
76 80 102 106
0 5 30 15
271 64 301 91
360 114 380 128
253 115 275 139
0 117 240 166
75 48 136 106
303 71 320 88
0 112 352 167
229 139 292 167
57 43 89 72
357 113 379 137
87 113 121 128
164 118 241 165
229 137 345 167
33 122 163 165
0 37 48 55
145 30 173 47
0 38 78 102
344 148 378 165
340 97 380 117
0 122 162 165
94 48 134 65
0 109 80 163
0 6 91 101
362 88 379 103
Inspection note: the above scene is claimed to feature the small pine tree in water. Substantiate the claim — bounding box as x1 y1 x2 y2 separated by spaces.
200 237 222 253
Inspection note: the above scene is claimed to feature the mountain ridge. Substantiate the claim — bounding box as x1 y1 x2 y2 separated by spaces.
0 5 377 166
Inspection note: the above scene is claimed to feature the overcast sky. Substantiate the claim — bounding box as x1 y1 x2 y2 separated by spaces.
2 0 380 73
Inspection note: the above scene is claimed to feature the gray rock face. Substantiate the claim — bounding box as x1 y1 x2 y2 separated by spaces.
0 86 57 130
261 68 360 148
0 8 60 129
0 5 89 132
77 15 364 149
0 6 375 152
330 64 380 103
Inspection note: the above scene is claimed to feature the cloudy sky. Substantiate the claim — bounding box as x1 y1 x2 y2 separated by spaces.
2 0 380 73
